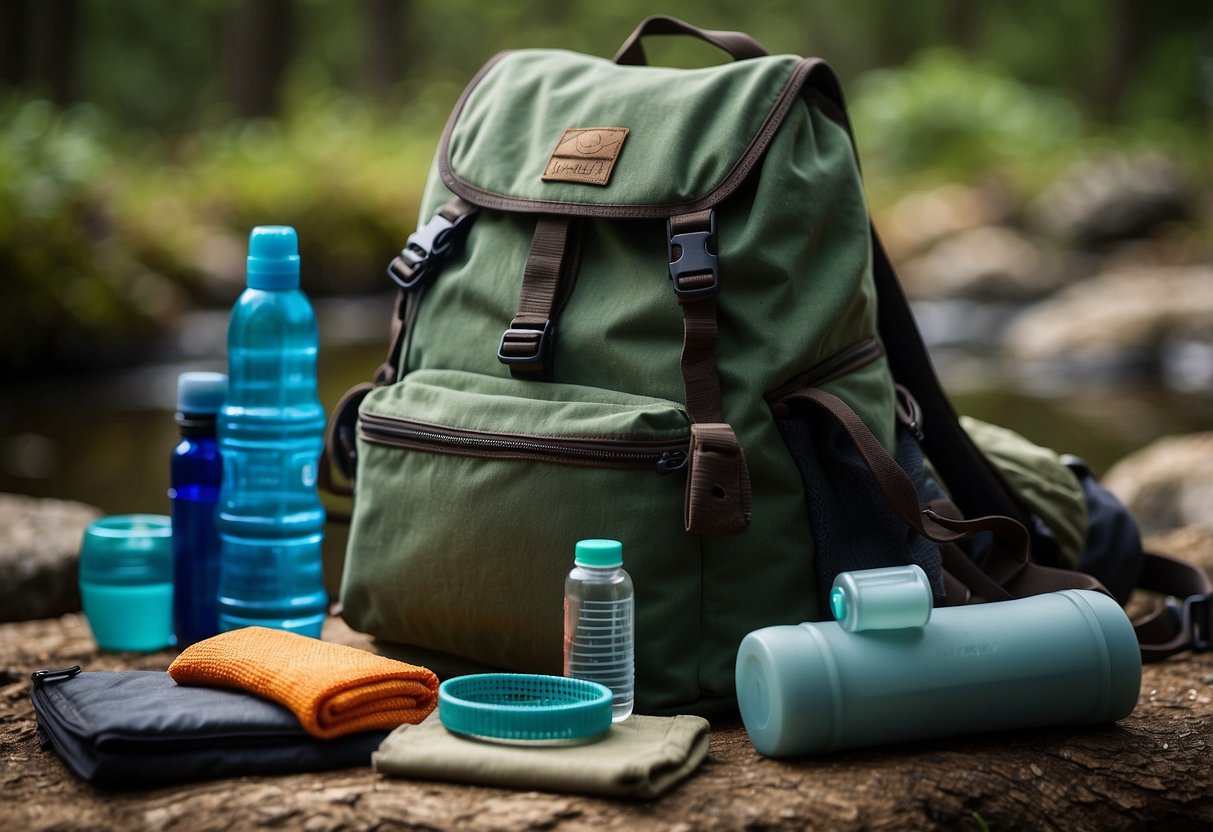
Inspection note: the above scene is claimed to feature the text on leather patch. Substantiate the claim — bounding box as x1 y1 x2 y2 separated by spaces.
542 127 629 186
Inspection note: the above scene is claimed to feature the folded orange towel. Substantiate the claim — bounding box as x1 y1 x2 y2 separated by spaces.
168 627 439 740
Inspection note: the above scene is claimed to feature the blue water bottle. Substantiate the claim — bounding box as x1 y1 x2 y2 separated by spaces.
216 225 328 637
170 371 226 646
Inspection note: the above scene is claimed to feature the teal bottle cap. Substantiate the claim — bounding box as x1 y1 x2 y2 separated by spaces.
574 539 623 567
77 514 173 586
176 372 227 415
246 225 300 290
439 673 613 742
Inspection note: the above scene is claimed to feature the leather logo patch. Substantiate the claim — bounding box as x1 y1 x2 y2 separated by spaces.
541 127 629 186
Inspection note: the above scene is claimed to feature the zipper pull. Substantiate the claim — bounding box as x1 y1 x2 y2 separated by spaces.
656 450 688 475
31 665 82 686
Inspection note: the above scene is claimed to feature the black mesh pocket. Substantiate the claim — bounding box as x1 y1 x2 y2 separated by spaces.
776 411 945 617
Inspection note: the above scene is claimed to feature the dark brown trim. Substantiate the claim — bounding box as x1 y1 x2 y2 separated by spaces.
612 15 768 66
437 55 848 219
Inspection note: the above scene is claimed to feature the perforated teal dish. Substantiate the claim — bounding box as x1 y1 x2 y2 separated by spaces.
438 673 613 742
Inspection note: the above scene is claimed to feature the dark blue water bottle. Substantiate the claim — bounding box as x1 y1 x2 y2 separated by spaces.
216 225 328 637
169 371 226 646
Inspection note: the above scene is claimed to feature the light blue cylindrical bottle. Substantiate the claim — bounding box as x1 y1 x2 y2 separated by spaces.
216 226 328 638
736 586 1141 757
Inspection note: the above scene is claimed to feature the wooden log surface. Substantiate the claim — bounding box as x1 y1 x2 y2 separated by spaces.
3 527 1211 831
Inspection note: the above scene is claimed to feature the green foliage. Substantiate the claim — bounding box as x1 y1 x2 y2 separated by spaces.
2 2 1209 376
0 98 158 375
850 50 1085 188
109 90 434 299
849 47 1210 209
0 90 437 377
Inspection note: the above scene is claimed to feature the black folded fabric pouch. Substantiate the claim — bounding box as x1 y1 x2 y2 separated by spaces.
30 667 387 789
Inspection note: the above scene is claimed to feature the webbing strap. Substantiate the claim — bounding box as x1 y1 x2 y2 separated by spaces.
868 225 1046 555
782 387 1036 566
1131 553 1213 661
377 197 478 386
498 215 580 381
374 290 410 386
785 386 1121 606
669 210 724 425
669 209 750 535
795 58 1048 556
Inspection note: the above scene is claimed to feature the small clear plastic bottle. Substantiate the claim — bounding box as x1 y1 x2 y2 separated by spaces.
563 539 634 722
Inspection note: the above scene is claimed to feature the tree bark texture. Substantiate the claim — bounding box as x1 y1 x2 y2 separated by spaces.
224 0 295 118
3 529 1211 831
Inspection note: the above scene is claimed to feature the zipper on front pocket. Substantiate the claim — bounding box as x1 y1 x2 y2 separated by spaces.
359 413 689 475
766 337 885 413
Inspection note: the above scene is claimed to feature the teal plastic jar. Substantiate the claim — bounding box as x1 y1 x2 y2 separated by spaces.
78 514 174 652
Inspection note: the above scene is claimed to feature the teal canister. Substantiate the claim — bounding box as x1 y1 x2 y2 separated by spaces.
736 589 1141 757
77 514 174 652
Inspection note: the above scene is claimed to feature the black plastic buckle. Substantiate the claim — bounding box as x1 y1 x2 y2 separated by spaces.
1165 593 1211 652
387 208 476 291
31 665 82 686
1184 594 1211 651
497 320 554 367
667 211 719 301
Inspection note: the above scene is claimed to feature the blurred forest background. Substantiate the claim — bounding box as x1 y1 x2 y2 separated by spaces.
2 0 1212 534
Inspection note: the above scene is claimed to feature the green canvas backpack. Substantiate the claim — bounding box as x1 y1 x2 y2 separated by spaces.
328 17 1211 716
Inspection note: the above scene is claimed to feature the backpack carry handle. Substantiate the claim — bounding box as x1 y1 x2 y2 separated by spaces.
613 15 769 66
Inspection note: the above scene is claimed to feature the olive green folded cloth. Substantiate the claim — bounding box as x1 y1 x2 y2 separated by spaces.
374 712 710 799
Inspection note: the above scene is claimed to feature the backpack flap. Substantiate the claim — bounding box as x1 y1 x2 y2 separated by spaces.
437 49 806 216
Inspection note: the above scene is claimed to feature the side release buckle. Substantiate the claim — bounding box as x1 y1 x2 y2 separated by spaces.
667 210 719 302
497 320 554 368
1172 594 1212 651
387 203 477 290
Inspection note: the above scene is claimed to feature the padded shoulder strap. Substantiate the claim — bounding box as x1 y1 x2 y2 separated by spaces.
800 62 1212 660
799 60 1048 555
868 226 1047 552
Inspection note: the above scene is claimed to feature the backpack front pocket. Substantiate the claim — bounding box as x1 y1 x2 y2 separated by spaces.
341 368 702 712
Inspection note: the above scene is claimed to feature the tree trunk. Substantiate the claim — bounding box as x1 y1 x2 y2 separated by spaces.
224 0 295 118
362 0 407 99
31 0 77 105
0 0 30 87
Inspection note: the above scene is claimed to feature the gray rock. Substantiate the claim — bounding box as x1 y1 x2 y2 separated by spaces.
1027 153 1191 247
877 183 1016 262
898 225 1073 302
1002 266 1213 379
0 493 101 622
1103 433 1213 536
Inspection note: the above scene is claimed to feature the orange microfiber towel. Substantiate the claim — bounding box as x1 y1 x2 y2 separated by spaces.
168 627 439 739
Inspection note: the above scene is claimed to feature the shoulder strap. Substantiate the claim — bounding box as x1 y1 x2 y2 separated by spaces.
799 61 1211 659
867 226 1048 553
801 60 1048 555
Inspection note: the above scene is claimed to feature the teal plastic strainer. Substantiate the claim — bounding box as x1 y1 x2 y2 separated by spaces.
438 673 613 742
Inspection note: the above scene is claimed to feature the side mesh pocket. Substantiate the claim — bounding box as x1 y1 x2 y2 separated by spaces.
775 406 946 617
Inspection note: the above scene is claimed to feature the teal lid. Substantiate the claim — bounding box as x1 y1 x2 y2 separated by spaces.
176 371 227 415
830 564 933 632
77 515 173 586
574 539 623 568
439 673 613 742
246 225 300 290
